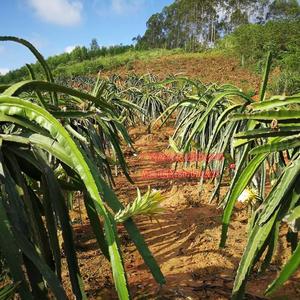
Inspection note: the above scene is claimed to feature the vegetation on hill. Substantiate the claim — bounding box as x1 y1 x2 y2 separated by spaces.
0 0 299 95
219 19 300 94
0 38 133 84
135 0 300 51
220 20 299 67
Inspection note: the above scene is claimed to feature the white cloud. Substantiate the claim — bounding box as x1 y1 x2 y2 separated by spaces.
111 0 143 14
0 46 5 54
64 45 77 53
28 0 83 26
0 68 10 75
94 0 146 15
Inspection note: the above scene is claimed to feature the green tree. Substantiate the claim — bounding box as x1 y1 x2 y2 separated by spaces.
267 0 300 20
90 38 100 53
70 46 86 62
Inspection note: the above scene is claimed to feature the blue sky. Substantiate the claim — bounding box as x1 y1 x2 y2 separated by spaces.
0 0 173 74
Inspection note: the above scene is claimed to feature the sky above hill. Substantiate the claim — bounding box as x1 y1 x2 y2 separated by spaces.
0 0 173 74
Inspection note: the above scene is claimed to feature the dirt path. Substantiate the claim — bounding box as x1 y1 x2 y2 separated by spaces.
65 122 300 300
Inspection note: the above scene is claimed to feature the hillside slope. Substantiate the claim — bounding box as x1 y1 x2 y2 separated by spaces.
100 51 261 92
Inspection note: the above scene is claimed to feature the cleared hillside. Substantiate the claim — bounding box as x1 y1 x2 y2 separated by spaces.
100 51 261 92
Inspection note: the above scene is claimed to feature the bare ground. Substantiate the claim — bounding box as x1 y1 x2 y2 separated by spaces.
64 122 300 300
